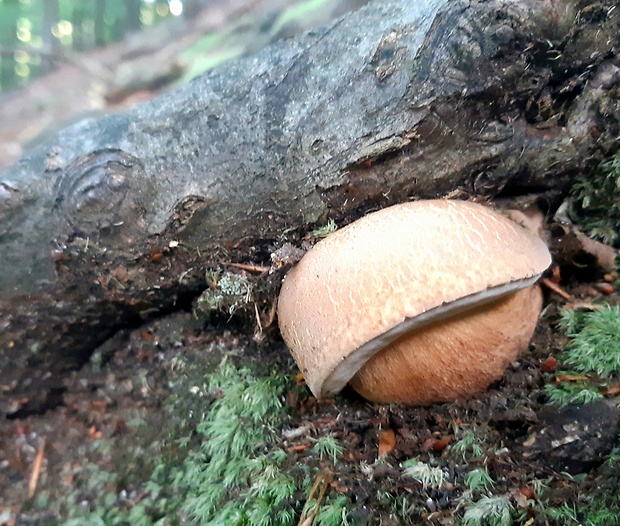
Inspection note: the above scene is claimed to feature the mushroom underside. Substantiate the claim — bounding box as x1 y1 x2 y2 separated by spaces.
348 285 543 406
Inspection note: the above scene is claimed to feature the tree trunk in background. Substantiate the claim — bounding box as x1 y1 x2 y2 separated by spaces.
0 0 618 416
126 0 142 32
72 7 85 52
94 0 106 47
42 0 60 73
0 0 20 87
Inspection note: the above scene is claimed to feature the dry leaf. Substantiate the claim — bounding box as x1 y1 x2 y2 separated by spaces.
605 384 620 396
432 436 451 452
594 282 615 295
519 485 537 500
378 428 396 459
540 356 558 373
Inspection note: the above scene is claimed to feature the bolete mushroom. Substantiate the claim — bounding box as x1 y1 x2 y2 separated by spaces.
277 199 551 406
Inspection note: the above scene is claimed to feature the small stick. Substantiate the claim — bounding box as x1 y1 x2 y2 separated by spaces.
540 277 573 301
28 437 46 499
227 262 270 273
298 472 331 526
254 303 263 334
562 301 605 312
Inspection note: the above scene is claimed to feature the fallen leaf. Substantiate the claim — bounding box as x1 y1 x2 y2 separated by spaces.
287 443 310 453
421 438 436 451
330 481 349 493
520 485 537 500
87 426 102 440
594 282 615 295
540 356 558 373
605 384 620 396
378 428 396 459
432 436 451 452
90 400 107 411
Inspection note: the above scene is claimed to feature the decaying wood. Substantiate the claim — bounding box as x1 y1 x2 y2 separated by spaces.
1 0 619 416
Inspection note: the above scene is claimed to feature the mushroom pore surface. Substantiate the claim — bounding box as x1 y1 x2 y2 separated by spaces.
349 284 543 405
277 199 552 403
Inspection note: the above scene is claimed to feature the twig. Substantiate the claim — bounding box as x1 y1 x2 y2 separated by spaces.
28 437 46 499
254 302 263 335
562 301 606 312
298 471 331 526
227 262 270 273
540 277 573 301
253 300 277 342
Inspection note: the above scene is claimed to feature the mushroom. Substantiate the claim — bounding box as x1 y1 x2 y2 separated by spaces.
277 199 551 405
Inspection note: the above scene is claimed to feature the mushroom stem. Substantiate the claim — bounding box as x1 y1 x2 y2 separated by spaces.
348 285 543 405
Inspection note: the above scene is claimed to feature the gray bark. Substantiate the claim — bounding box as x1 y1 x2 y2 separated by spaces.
1 0 619 416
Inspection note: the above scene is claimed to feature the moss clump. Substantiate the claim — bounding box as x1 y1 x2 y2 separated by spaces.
544 306 620 407
560 306 620 377
196 270 253 316
312 218 338 238
544 451 620 526
461 495 514 526
569 151 620 247
173 360 295 525
59 359 351 526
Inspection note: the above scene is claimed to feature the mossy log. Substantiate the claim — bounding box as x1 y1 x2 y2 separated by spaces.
1 0 619 416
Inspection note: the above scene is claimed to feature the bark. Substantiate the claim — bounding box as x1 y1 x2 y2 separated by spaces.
1 0 619 416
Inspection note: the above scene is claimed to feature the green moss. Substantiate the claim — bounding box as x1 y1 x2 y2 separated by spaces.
450 426 487 461
461 495 514 526
560 306 620 377
543 382 603 406
544 306 620 408
569 151 620 246
402 458 446 490
314 495 351 526
544 452 620 526
175 360 293 525
310 434 344 464
312 218 338 238
465 467 495 492
196 270 253 316
56 359 355 526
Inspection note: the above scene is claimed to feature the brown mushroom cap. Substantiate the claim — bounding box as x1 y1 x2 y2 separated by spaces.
277 199 551 400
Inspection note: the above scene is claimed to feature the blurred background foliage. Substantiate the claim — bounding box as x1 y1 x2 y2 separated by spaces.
0 0 188 93
0 0 365 94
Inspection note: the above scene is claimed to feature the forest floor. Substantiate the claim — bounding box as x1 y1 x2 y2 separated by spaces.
0 267 618 525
